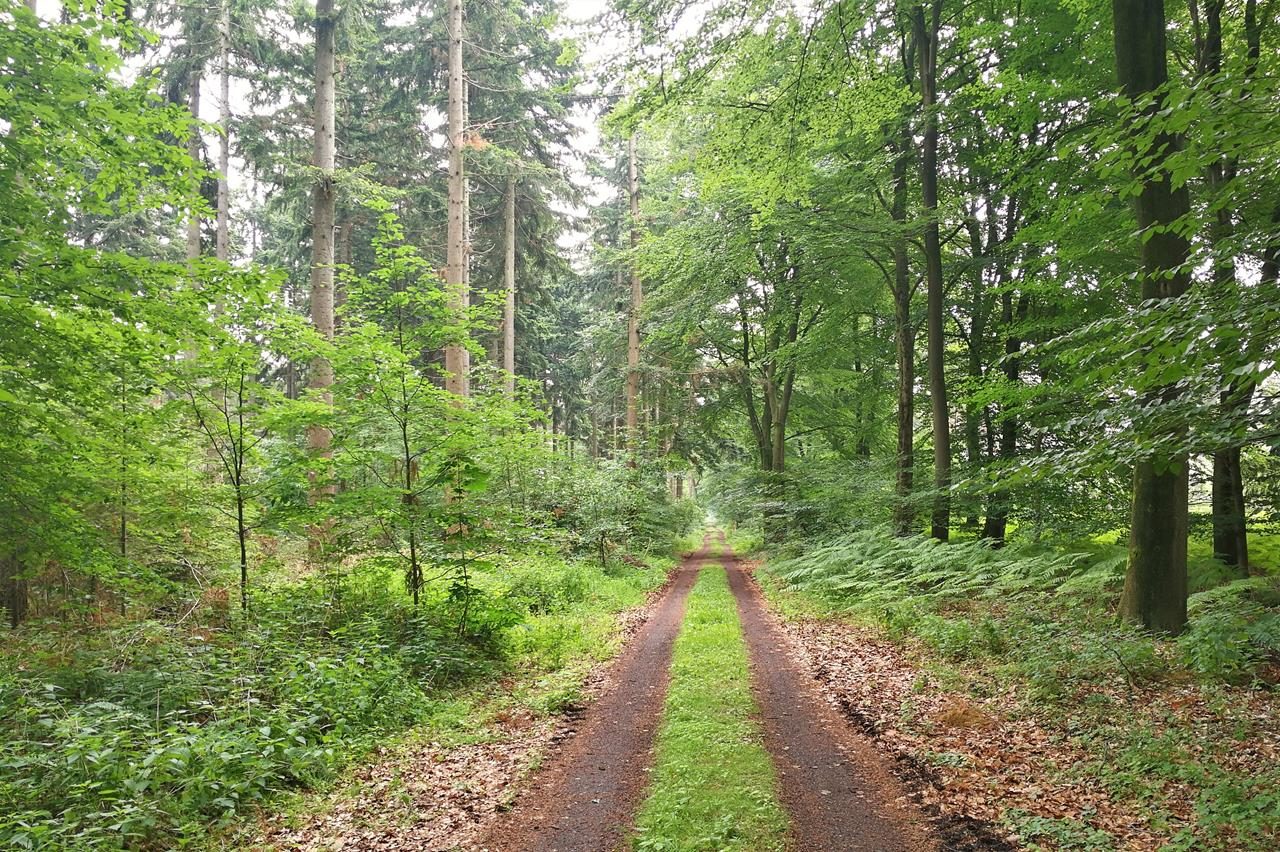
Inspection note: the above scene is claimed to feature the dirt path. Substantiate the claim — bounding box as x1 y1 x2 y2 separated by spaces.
483 532 939 851
476 539 710 852
720 531 936 852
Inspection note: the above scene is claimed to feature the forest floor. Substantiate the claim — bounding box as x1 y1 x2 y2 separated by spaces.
252 532 956 851
479 531 937 851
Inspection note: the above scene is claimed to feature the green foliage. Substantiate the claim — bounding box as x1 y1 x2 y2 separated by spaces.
0 536 675 850
0 567 469 848
1179 578 1280 683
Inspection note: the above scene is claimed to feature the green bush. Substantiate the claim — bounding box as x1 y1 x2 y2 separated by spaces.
1179 578 1280 683
0 567 494 850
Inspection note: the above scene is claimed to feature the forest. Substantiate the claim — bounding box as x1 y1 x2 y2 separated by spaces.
2 0 1279 849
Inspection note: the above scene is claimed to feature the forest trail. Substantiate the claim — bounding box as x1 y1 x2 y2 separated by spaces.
480 532 936 851
476 539 708 851
719 531 934 852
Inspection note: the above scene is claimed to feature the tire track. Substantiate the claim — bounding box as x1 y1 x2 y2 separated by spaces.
720 531 936 851
477 538 711 852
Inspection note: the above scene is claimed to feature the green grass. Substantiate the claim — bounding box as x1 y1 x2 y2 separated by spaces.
632 564 788 852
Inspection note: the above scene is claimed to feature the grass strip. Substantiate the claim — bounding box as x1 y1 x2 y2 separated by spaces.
632 563 788 851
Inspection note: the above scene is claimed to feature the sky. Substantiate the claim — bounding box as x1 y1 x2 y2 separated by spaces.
27 0 636 260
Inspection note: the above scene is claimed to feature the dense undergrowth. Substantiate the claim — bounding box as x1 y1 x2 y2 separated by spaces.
760 526 1280 849
0 539 685 850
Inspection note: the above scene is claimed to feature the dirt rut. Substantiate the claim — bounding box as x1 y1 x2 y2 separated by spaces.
476 541 709 852
721 531 935 852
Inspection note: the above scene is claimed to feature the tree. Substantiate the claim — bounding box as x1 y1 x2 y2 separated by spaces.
444 0 470 398
626 135 643 443
1113 0 1194 634
912 0 951 542
308 0 338 521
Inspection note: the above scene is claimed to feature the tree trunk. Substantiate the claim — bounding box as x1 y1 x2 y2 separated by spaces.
626 135 642 443
307 0 337 518
913 2 950 542
890 134 915 536
444 0 469 397
186 70 202 261
1203 0 1251 574
1114 0 1193 634
503 174 517 397
1 553 27 628
982 290 1028 544
215 0 231 262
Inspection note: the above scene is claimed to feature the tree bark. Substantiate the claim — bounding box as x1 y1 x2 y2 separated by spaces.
215 0 231 261
890 131 915 536
913 2 950 542
981 289 1029 543
626 135 642 443
1 553 27 628
307 0 337 509
1114 0 1193 634
444 0 469 397
1204 0 1250 574
503 174 517 398
186 70 202 261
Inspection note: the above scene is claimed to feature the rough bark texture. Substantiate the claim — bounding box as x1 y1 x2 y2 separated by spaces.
1114 0 1193 634
444 0 470 398
216 0 231 262
891 131 915 536
503 174 517 398
186 71 202 261
307 0 337 501
626 135 642 440
914 2 950 542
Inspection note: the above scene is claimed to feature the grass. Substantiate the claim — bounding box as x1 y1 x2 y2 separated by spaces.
632 563 788 852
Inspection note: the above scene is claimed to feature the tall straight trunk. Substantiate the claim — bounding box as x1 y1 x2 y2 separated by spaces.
1114 0 1194 634
186 71 202 261
1204 0 1249 573
890 134 915 536
215 0 231 261
444 0 469 397
307 0 337 507
913 2 950 542
503 174 517 397
626 135 642 441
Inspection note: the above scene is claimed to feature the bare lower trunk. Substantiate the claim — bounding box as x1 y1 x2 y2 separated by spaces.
982 291 1028 544
503 174 517 397
307 0 337 518
1 553 27 628
626 136 642 442
1114 0 1193 634
444 0 470 397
